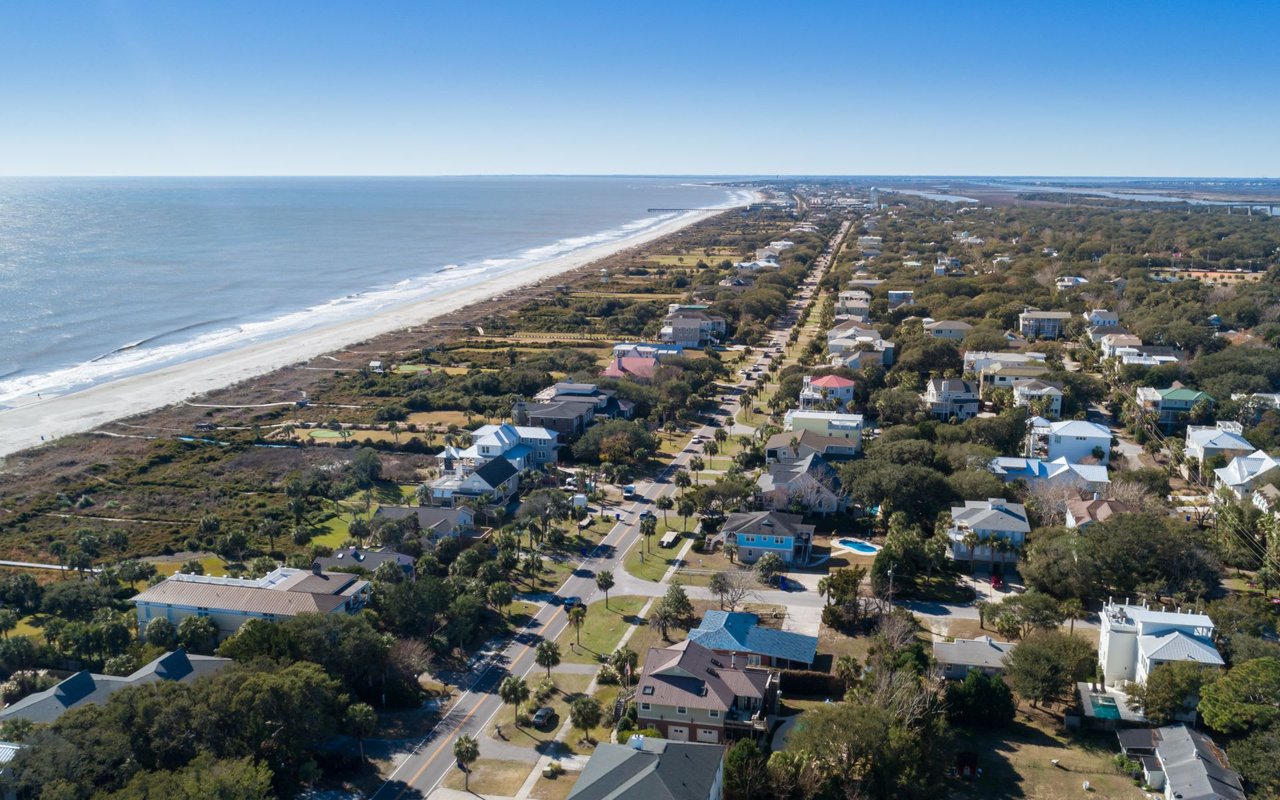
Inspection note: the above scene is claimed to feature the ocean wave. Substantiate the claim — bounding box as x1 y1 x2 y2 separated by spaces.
0 194 736 405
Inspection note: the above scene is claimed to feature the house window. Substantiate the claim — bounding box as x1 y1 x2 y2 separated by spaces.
676 706 687 715
640 702 651 711
709 710 719 718
642 686 654 696
774 537 783 544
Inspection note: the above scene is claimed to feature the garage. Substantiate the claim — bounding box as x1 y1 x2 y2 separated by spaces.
696 728 719 743
667 726 689 742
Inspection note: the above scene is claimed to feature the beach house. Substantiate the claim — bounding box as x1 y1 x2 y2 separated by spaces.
1098 601 1223 688
636 640 776 744
963 350 1047 374
720 510 814 566
1213 449 1280 502
756 453 846 515
933 637 1016 680
1012 379 1064 418
0 650 231 725
312 547 416 580
946 498 1031 565
688 611 819 669
921 378 980 421
131 567 371 640
1018 310 1073 339
568 738 726 800
886 289 914 310
979 361 1051 394
1116 725 1245 800
1084 309 1120 327
923 319 973 341
1027 418 1112 465
435 421 559 470
429 455 520 506
798 374 856 410
372 505 475 542
1064 496 1134 529
1183 422 1254 469
660 308 726 348
763 429 860 463
1136 385 1213 429
988 456 1110 494
783 409 863 448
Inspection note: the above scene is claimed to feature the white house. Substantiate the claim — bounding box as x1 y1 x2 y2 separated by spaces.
946 498 1031 565
1183 422 1253 466
1100 333 1144 359
798 374 857 410
1098 601 1223 688
1055 276 1089 291
1012 379 1064 418
428 456 521 506
1028 419 1112 465
921 378 980 421
963 350 1047 375
436 422 558 471
988 456 1111 494
1213 449 1280 502
1084 309 1120 327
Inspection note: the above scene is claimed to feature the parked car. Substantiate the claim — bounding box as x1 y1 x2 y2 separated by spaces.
562 596 582 609
531 706 554 728
990 574 1005 590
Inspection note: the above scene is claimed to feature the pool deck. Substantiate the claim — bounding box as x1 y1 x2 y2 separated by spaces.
1075 682 1148 727
833 537 882 555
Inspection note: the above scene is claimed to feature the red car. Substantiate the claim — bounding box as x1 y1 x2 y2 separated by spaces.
990 574 1005 590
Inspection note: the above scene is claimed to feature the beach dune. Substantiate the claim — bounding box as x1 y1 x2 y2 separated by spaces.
0 205 734 459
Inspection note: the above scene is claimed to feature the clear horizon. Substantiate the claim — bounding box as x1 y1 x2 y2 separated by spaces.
2 0 1277 177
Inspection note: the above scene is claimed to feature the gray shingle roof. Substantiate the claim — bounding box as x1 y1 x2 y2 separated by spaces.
932 636 1015 670
1155 724 1245 800
568 738 725 800
637 640 769 712
473 455 518 488
0 650 230 724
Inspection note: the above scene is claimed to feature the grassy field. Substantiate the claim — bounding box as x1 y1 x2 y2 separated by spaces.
528 771 580 800
149 554 230 577
441 758 533 794
484 672 592 750
623 539 682 582
555 595 648 664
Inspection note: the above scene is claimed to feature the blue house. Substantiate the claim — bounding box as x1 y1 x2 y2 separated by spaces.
721 510 814 565
688 610 818 669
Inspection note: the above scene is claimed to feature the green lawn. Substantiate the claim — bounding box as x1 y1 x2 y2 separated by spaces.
623 539 682 583
150 554 228 577
556 595 648 664
485 672 591 750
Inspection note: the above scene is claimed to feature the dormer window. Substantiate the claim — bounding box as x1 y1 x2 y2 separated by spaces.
642 686 654 696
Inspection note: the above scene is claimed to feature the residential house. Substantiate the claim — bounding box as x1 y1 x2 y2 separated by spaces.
1098 601 1223 688
312 547 415 580
1116 725 1245 800
0 650 231 724
1136 385 1214 430
1254 483 1280 515
1213 450 1280 502
828 335 895 369
1100 333 1145 360
923 319 973 341
988 456 1110 494
534 381 636 419
688 611 818 669
757 453 846 516
1028 418 1112 465
835 290 871 320
601 353 659 381
933 636 1016 680
979 361 1050 394
826 318 880 345
886 290 914 310
372 505 475 542
567 738 725 800
436 422 558 470
612 342 684 359
1084 309 1120 327
963 350 1047 375
1065 496 1135 529
1012 379 1064 418
636 640 776 744
720 510 814 566
1184 423 1254 469
1055 276 1089 291
798 374 856 410
1018 310 1073 339
922 378 980 421
1087 324 1131 344
131 567 371 640
1119 345 1188 368
946 498 1031 565
783 410 864 450
660 308 726 348
429 455 520 506
763 429 860 463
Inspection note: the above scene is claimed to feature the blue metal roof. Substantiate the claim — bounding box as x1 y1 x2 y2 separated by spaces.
688 610 818 666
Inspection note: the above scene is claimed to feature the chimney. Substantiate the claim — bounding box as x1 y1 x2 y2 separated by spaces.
311 562 322 576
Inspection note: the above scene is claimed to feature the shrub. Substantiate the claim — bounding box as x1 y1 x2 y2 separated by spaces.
780 669 845 696
596 664 620 685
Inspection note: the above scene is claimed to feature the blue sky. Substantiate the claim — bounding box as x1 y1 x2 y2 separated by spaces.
0 1 1276 176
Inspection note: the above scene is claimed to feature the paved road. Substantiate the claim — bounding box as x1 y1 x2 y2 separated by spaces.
373 219 848 799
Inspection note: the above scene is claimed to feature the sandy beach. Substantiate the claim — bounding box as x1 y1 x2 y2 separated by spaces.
0 205 737 458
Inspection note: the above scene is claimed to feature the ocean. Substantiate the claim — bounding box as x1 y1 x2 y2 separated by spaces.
0 177 745 405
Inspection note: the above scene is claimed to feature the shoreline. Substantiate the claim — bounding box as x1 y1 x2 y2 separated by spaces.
0 203 741 458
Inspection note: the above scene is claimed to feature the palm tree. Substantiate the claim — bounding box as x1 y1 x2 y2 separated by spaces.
345 702 377 763
1060 597 1086 635
535 640 561 679
689 455 705 485
499 675 530 727
724 537 738 564
714 427 728 445
49 540 67 578
975 599 992 631
656 495 674 525
674 470 692 498
678 498 695 533
453 735 479 790
641 514 658 554
387 420 400 444
961 529 980 574
568 605 587 649
595 570 615 609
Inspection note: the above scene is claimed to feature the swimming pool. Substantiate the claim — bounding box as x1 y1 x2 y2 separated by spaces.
836 538 881 555
1091 695 1120 720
